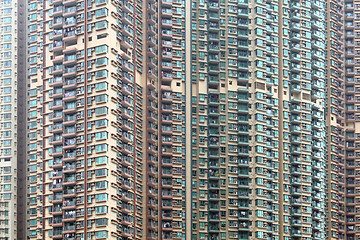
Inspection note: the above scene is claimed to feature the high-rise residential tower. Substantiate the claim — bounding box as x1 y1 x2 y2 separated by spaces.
326 0 346 239
326 0 360 239
27 0 187 239
24 0 360 240
189 0 326 239
0 0 28 239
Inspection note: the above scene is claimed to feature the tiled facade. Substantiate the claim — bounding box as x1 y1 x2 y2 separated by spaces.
23 1 360 240
0 0 27 239
326 0 346 238
27 0 187 239
327 0 360 239
189 0 251 239
190 0 326 239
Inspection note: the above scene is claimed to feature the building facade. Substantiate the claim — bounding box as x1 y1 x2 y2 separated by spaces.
0 0 27 239
189 0 326 239
24 1 360 240
27 0 187 239
326 0 346 238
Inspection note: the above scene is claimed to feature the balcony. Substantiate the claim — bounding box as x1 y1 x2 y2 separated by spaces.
64 163 76 173
208 33 219 41
63 210 76 221
64 17 76 28
208 150 219 158
238 105 248 113
208 55 219 63
63 199 76 209
63 175 76 185
63 66 77 77
53 229 63 239
239 170 248 177
208 44 219 52
208 213 220 221
52 182 63 192
291 167 302 175
238 19 248 28
63 223 76 233
63 0 77 5
208 65 220 74
239 211 249 219
208 22 219 31
63 78 77 90
208 97 220 105
64 152 76 161
63 91 76 101
63 115 76 126
238 126 248 134
63 103 77 114
208 107 219 115
238 8 248 17
208 128 220 136
52 193 63 203
291 84 301 93
291 229 302 237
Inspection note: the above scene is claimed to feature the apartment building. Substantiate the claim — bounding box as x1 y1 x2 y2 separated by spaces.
0 0 28 239
326 0 360 239
326 0 346 238
25 0 360 240
343 1 360 239
189 0 326 239
27 0 187 239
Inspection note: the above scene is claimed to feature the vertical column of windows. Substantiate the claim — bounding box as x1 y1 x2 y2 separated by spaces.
326 0 346 238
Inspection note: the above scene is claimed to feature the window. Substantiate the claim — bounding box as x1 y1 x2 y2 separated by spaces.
95 20 108 29
29 56 38 64
3 176 11 181
95 131 108 140
95 69 108 78
29 13 37 21
95 181 108 189
29 24 37 32
95 230 108 238
3 70 11 76
95 119 108 127
95 94 108 103
29 186 36 193
95 45 108 54
29 46 37 53
3 149 10 155
95 193 108 202
29 89 37 96
95 82 108 90
29 219 37 226
95 8 108 17
95 169 108 177
29 67 37 75
3 43 11 50
95 218 108 226
95 107 108 116
95 156 108 165
30 2 38 10
95 206 108 214
95 57 108 66
3 140 11 146
29 110 37 118
95 144 108 153
29 35 38 42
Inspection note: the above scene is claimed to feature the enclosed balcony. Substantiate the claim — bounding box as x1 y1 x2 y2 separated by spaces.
63 210 76 222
